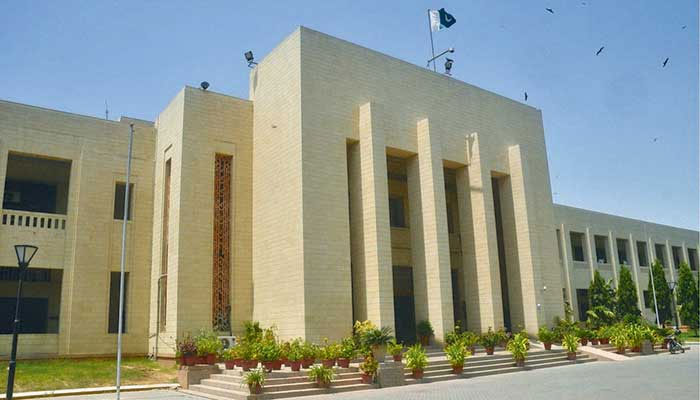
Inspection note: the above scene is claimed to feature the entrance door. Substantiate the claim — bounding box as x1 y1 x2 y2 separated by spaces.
393 266 416 344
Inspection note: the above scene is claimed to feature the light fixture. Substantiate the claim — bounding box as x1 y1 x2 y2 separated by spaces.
200 81 210 91
668 280 676 291
244 51 257 68
427 47 455 69
444 58 453 75
14 244 38 269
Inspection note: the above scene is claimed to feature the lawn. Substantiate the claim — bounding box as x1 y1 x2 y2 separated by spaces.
0 357 178 393
679 332 700 343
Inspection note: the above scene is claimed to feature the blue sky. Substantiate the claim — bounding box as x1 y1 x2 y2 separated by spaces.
1 1 697 230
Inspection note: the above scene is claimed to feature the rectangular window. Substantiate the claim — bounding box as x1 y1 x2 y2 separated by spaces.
637 241 648 267
113 183 134 220
594 235 608 264
570 232 585 262
576 289 589 321
617 238 629 265
654 244 666 268
689 248 698 271
643 290 652 309
446 201 455 233
556 229 563 261
389 196 406 228
108 271 128 334
672 246 682 269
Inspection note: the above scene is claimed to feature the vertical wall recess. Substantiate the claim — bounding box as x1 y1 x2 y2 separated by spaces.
213 154 232 332
159 159 171 332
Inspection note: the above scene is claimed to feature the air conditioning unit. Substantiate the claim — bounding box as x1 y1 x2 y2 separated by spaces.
219 336 237 349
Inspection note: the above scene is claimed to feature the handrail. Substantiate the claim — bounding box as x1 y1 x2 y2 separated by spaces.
1 209 67 230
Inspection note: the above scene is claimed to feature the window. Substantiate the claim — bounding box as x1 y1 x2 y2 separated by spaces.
643 290 653 309
637 241 648 267
3 153 71 214
689 248 698 271
556 229 563 260
446 202 455 233
576 289 589 321
0 268 62 334
672 246 682 269
113 183 134 220
570 232 585 262
654 244 666 268
108 271 128 333
595 235 608 264
389 196 406 228
617 238 629 265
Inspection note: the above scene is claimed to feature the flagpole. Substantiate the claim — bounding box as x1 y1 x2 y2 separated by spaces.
116 123 134 400
427 9 436 72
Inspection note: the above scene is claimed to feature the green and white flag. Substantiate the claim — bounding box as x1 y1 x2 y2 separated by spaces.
430 8 457 32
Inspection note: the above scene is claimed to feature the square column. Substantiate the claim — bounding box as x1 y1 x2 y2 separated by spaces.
585 227 596 279
406 118 454 341
628 234 645 311
608 231 619 287
560 225 579 319
348 102 395 330
455 133 503 332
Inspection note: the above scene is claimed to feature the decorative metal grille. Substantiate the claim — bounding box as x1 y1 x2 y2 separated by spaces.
213 154 232 332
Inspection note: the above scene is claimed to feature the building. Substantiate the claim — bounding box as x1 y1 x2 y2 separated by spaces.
0 27 697 359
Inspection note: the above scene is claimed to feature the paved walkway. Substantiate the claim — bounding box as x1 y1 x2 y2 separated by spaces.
41 348 698 400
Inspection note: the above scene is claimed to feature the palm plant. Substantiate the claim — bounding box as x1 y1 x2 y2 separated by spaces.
537 326 556 350
444 341 470 373
405 344 428 379
506 333 529 366
562 333 579 360
242 367 266 394
308 365 335 388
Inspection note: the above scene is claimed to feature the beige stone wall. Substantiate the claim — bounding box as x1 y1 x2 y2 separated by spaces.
554 204 699 323
0 100 155 357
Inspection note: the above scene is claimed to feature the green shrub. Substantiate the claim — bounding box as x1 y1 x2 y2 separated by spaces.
242 367 266 388
361 326 394 348
307 365 335 384
537 327 556 343
506 333 529 361
416 320 434 338
405 344 428 371
479 328 500 349
195 329 223 356
339 337 356 359
359 355 378 376
444 341 470 367
387 339 403 356
562 334 579 353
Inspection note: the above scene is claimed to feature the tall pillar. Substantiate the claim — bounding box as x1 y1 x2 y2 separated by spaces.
681 242 689 264
560 225 579 320
348 102 395 330
608 231 619 287
585 227 596 279
628 234 644 311
455 133 503 332
406 118 453 341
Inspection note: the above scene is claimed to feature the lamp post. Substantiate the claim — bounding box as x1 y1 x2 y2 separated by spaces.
6 244 38 400
668 280 680 329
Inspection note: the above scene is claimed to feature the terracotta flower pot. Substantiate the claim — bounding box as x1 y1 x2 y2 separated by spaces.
289 361 301 371
184 355 196 366
234 358 242 367
243 360 256 371
567 352 576 360
412 369 424 379
197 356 207 364
262 361 274 372
337 358 350 368
361 373 373 384
631 346 640 353
316 379 330 389
392 354 402 362
249 383 262 395
591 339 599 345
579 339 588 346
616 348 626 355
544 342 552 350
451 365 463 374
515 359 525 367
301 358 314 368
600 338 609 345
272 360 283 370
224 360 236 369
206 354 217 365
485 347 494 355
280 358 289 367
322 359 335 368
420 336 430 346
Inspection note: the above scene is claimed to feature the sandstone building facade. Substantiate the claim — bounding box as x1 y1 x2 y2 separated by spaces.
1 27 697 358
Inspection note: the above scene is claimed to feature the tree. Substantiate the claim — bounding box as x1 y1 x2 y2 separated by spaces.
587 270 616 327
648 260 673 325
616 265 641 319
676 262 699 333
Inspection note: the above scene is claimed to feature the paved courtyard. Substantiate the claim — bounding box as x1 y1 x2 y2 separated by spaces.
42 348 698 400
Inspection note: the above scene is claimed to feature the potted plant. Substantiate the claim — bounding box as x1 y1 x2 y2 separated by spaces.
177 334 197 366
308 365 334 388
387 339 404 362
257 338 282 371
239 341 258 371
416 320 434 346
242 366 266 395
596 326 611 345
301 341 318 369
287 339 304 371
319 340 339 368
461 331 479 355
279 340 291 367
506 333 528 367
496 328 509 347
221 347 237 370
577 327 591 346
562 333 579 360
626 324 644 352
444 341 469 373
362 326 393 362
610 327 628 355
480 328 500 355
195 330 222 365
405 344 428 379
338 337 356 368
359 354 378 384
537 327 555 351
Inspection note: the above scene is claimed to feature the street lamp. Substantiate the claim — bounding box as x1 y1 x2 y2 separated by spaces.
668 280 680 329
6 244 38 400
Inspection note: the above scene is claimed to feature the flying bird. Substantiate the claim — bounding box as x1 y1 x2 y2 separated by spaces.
652 137 659 143
596 46 604 56
662 57 669 67
524 91 528 101
682 25 687 29
546 8 554 14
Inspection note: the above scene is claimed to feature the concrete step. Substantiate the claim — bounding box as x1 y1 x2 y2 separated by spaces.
417 350 567 370
408 353 591 377
187 383 250 400
221 366 359 378
203 375 365 393
216 370 363 384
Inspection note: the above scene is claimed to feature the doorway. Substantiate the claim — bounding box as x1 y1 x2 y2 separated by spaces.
393 266 416 344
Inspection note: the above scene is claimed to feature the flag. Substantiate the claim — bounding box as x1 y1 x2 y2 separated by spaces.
430 8 457 32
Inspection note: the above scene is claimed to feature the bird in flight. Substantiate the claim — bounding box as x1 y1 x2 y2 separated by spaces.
682 25 687 29
524 91 528 101
652 137 659 143
546 8 554 14
662 57 669 67
596 46 605 56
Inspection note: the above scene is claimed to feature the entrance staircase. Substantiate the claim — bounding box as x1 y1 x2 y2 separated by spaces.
404 345 595 384
590 343 670 357
181 365 374 400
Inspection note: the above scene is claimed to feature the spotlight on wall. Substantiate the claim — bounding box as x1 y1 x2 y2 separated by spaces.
200 81 210 91
444 58 454 75
244 51 257 68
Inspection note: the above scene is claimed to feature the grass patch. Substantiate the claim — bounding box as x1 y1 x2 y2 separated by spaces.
0 357 177 393
679 332 700 342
